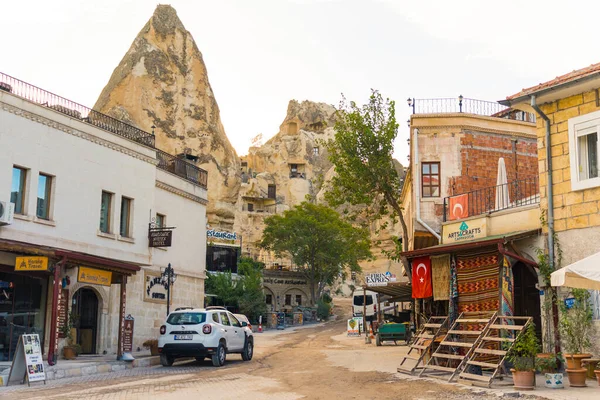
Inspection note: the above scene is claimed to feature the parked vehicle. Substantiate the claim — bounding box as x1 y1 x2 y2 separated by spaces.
234 313 252 332
158 308 253 367
352 290 378 321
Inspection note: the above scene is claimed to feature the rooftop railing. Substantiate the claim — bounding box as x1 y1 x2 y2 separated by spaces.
408 96 536 123
0 72 208 189
443 176 539 222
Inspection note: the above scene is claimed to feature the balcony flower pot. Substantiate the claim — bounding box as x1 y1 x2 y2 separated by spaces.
566 368 588 387
564 353 592 370
511 369 535 390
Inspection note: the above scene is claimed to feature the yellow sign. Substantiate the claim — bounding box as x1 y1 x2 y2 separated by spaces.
15 257 49 271
443 217 487 244
78 267 112 287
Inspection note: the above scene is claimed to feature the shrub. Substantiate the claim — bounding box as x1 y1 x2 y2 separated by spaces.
317 300 331 320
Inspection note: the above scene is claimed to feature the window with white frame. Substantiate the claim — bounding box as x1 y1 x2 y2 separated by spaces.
569 111 600 190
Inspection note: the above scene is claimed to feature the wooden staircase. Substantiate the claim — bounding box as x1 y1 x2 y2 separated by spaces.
397 316 449 375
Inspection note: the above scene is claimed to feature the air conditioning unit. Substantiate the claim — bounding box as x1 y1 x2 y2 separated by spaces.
0 201 15 226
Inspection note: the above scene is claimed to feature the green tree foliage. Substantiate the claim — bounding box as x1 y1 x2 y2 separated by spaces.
260 202 371 304
559 289 594 354
324 90 408 263
205 257 267 323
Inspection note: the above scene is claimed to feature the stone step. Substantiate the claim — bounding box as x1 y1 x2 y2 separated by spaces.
43 356 160 381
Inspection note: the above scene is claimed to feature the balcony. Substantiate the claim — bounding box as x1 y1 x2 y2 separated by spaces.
408 96 536 123
156 150 208 188
242 203 277 214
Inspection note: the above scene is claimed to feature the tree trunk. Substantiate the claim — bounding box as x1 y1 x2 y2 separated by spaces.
384 192 412 275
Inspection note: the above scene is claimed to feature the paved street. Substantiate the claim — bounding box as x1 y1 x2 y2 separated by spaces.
0 301 531 400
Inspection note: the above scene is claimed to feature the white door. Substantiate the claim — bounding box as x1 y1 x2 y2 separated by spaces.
227 313 246 351
219 312 242 351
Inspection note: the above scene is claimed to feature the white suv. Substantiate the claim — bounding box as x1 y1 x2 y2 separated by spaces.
158 307 254 367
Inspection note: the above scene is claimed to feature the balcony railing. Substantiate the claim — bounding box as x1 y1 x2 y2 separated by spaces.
1 71 208 189
289 171 306 179
443 176 539 222
410 97 536 123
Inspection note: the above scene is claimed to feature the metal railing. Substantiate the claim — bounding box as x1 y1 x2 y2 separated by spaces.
156 150 208 188
410 97 536 123
1 71 208 189
443 176 539 222
242 203 277 213
289 171 306 179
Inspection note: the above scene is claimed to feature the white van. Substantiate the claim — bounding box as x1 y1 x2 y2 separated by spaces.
352 290 378 321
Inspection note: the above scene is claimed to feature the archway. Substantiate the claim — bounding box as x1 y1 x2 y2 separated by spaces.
512 262 542 340
73 287 99 354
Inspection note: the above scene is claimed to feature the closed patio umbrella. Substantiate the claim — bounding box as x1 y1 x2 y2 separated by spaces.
495 157 510 211
551 251 600 290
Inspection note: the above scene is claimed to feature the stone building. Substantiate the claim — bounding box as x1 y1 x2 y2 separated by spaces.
262 269 311 311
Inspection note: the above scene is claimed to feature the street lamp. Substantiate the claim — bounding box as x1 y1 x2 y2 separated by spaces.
161 263 177 316
407 97 415 114
458 94 464 113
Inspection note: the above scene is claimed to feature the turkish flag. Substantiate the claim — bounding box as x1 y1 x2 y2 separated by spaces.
449 194 469 221
412 256 433 299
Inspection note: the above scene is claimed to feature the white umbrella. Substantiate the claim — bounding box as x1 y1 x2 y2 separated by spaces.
495 157 510 211
551 251 600 290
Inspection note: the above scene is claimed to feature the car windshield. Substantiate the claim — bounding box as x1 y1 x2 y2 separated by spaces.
167 312 206 325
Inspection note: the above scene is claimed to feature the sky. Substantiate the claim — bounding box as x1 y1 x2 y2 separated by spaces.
2 0 600 164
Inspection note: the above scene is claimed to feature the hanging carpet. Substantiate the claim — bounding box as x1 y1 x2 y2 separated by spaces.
456 251 500 313
431 255 451 301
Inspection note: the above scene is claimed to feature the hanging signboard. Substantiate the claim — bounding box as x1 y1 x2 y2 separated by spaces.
15 256 48 271
7 334 46 386
148 229 173 247
365 271 397 287
78 266 112 287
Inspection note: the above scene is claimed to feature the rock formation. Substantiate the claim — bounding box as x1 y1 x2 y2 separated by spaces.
93 4 240 229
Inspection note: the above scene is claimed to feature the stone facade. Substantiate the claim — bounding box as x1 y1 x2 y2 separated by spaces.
262 269 311 311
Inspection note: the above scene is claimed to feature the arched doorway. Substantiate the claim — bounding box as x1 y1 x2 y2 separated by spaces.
512 262 542 340
73 288 99 354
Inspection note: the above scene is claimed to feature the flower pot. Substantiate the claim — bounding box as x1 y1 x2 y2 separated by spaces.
63 346 77 360
511 369 535 390
566 368 588 387
564 353 591 369
150 343 159 356
544 373 564 389
595 370 600 385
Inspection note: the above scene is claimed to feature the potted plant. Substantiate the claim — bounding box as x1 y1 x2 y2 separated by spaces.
143 339 159 356
506 322 539 390
559 289 594 387
61 311 80 360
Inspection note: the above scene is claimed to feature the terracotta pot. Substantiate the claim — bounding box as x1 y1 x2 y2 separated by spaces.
566 368 588 387
63 346 77 360
564 353 592 369
150 344 159 356
511 369 535 390
595 370 600 385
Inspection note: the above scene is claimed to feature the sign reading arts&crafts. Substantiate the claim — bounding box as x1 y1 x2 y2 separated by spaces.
15 256 48 271
78 266 112 287
365 271 397 287
444 218 487 243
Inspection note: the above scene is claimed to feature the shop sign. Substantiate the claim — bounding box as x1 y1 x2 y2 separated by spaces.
123 315 134 353
263 278 308 285
144 270 171 304
78 267 112 287
365 271 397 287
149 229 173 247
207 229 241 246
444 218 487 243
7 334 46 385
347 317 364 336
15 256 48 271
57 289 69 338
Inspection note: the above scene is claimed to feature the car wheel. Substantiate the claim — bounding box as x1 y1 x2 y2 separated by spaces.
160 354 174 367
242 338 253 361
212 343 226 367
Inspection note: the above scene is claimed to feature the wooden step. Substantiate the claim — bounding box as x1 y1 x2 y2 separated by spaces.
482 336 514 343
459 372 492 382
420 334 435 339
432 353 464 360
489 324 524 330
467 360 499 369
411 344 428 350
424 365 456 373
448 330 482 335
401 354 420 361
424 323 442 328
440 341 473 348
456 319 490 323
474 348 506 356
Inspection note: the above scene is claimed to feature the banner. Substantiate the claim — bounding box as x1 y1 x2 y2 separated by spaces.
449 194 469 221
412 256 433 299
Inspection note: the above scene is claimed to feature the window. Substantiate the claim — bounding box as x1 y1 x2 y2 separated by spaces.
99 191 113 233
247 203 254 212
569 113 600 190
166 312 206 325
230 314 241 327
421 162 440 197
313 147 319 156
36 174 52 220
120 197 132 237
206 246 239 273
290 164 298 173
296 295 302 305
268 184 276 199
241 161 248 167
285 294 292 306
155 213 165 228
10 167 27 214
219 312 230 326
266 294 272 305
212 313 220 323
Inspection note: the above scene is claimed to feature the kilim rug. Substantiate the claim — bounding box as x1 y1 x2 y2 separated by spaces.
432 255 451 301
500 256 514 317
456 252 500 313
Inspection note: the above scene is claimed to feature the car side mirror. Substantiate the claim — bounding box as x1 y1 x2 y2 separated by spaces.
241 321 248 327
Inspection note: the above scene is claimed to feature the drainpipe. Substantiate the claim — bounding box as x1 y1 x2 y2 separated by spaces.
413 128 441 241
530 95 560 354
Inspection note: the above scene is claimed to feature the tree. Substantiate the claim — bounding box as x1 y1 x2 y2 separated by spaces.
260 202 371 304
324 90 409 266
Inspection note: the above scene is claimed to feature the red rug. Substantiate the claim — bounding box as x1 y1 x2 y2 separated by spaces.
456 252 500 313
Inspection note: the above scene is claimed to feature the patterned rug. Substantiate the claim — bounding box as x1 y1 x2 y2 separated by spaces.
432 255 451 301
456 252 500 313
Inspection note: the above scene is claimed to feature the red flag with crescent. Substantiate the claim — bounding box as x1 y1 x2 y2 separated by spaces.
449 194 469 221
412 256 432 299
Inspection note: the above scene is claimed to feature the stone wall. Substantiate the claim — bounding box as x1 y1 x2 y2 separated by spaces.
262 270 311 311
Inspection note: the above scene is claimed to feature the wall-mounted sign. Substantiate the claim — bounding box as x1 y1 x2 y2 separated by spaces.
78 267 112 287
149 229 173 247
263 278 308 286
57 289 69 338
15 256 48 271
443 218 487 243
144 270 172 304
123 315 134 353
207 230 237 240
365 271 397 287
564 297 576 309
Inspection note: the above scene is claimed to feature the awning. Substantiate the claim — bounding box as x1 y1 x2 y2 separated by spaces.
361 281 412 302
551 251 600 290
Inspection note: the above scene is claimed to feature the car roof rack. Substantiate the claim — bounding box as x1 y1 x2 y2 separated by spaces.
205 306 227 310
174 307 194 311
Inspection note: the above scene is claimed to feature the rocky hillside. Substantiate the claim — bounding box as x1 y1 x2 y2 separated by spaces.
93 5 240 229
